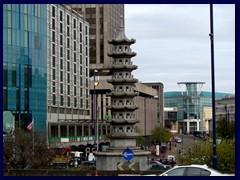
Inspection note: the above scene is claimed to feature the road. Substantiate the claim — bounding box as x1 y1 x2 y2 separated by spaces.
169 134 199 157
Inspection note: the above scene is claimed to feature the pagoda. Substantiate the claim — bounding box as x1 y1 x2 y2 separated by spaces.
95 16 150 171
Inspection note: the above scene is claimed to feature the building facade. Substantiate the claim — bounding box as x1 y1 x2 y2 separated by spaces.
46 4 94 147
143 82 164 128
66 4 124 70
164 88 233 134
164 107 178 131
216 95 235 123
3 4 48 131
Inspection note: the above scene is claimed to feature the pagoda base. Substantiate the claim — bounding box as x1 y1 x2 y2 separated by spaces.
95 148 151 171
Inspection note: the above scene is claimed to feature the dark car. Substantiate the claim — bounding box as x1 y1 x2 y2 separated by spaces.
193 131 202 137
68 157 85 167
81 160 96 166
149 160 171 170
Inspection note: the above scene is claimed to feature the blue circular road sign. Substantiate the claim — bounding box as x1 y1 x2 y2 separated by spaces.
122 148 134 161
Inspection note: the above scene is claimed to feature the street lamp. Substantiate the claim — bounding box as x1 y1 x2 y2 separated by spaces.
93 69 98 150
209 4 218 170
144 97 147 151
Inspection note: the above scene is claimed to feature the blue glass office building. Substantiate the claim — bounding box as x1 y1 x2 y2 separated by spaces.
3 4 48 132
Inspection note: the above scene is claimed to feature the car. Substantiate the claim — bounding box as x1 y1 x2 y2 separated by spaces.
145 164 234 176
174 136 182 143
149 160 171 170
81 160 96 166
68 157 85 167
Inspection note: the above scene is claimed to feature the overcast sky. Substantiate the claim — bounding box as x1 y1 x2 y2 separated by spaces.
125 4 235 94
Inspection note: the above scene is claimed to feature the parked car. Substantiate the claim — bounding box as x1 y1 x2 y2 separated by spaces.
174 136 182 143
68 157 85 167
145 164 234 176
149 161 171 170
81 160 96 166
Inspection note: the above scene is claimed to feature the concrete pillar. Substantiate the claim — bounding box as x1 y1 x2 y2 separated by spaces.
187 121 190 133
74 125 77 137
67 125 69 137
197 120 200 131
82 124 84 136
58 125 61 137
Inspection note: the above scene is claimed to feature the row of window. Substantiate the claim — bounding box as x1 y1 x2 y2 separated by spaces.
51 70 88 87
49 123 110 137
52 59 87 76
51 94 88 108
52 31 87 48
51 82 88 97
51 5 88 34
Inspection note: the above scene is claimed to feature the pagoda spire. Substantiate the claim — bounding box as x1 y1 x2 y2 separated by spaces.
115 15 127 40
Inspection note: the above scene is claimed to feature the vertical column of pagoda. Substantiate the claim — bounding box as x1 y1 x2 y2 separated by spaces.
106 16 140 149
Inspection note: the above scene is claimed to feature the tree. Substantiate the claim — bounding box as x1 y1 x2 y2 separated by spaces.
151 127 172 144
216 118 235 139
178 139 235 173
3 128 55 169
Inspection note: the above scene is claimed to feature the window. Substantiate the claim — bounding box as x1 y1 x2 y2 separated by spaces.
67 50 70 60
67 85 70 95
74 30 76 40
67 26 70 37
67 73 70 83
67 15 70 25
79 22 82 30
53 94 56 105
60 35 63 45
52 69 55 80
74 64 76 73
73 19 76 28
60 96 64 106
52 44 55 55
74 53 76 62
74 86 76 96
52 18 55 30
60 23 63 33
80 44 82 53
74 75 76 85
67 38 70 48
68 97 70 107
67 61 70 72
60 47 63 57
12 64 17 87
52 6 55 17
80 77 82 86
60 59 63 70
52 56 55 67
165 167 186 176
60 83 63 94
52 31 55 42
60 10 63 21
74 41 76 51
52 82 55 92
80 33 82 42
24 65 32 88
60 71 63 82
74 98 77 107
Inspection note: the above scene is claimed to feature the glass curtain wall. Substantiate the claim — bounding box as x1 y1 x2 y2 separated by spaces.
3 4 48 132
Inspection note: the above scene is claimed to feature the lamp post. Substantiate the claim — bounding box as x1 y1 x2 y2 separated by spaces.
209 4 218 170
93 69 98 149
181 124 184 153
96 106 99 151
144 97 147 151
